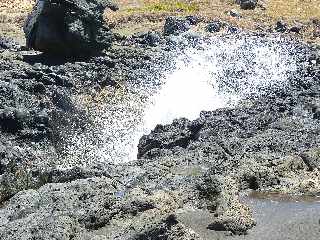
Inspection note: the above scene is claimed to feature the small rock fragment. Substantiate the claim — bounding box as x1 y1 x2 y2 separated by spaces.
290 24 303 34
275 20 288 33
229 9 241 18
240 0 258 10
206 20 224 33
186 15 199 25
134 31 162 46
228 26 240 33
164 16 191 36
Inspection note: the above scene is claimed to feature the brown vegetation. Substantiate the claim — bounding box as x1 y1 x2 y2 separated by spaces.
109 0 320 44
0 0 319 44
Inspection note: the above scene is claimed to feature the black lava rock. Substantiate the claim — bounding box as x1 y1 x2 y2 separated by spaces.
0 108 30 133
227 26 240 33
275 20 288 33
206 20 224 33
0 37 22 50
238 0 258 10
24 0 118 56
290 24 303 34
164 16 191 36
52 90 75 112
135 31 162 46
186 15 199 25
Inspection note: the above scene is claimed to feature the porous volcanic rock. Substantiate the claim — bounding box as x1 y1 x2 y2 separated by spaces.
0 177 201 240
137 42 320 197
0 31 171 204
1 26 320 240
237 0 258 10
164 16 191 36
207 181 255 234
24 0 118 56
205 20 225 33
134 38 320 237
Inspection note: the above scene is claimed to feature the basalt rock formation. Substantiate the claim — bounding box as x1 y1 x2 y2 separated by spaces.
138 42 320 197
1 32 200 239
24 0 118 56
0 33 170 203
1 20 320 240
134 40 320 236
164 16 192 36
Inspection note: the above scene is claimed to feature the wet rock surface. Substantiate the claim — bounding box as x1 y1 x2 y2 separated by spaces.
0 34 171 205
1 25 320 240
24 0 118 55
134 37 320 237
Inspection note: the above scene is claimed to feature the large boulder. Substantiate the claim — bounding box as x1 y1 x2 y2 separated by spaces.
24 0 118 56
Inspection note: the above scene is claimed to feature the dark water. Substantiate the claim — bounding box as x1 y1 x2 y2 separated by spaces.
248 191 320 203
233 192 320 240
177 192 320 240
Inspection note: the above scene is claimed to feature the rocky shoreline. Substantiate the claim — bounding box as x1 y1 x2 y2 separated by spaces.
1 1 320 239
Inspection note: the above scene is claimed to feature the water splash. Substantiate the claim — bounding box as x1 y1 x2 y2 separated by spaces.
143 35 297 133
59 35 298 167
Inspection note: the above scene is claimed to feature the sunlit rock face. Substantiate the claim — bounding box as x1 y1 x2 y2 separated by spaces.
24 0 117 55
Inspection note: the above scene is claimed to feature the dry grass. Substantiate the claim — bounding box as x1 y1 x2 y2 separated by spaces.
0 0 35 44
0 0 34 22
109 0 320 44
268 0 320 22
0 0 319 44
110 0 320 25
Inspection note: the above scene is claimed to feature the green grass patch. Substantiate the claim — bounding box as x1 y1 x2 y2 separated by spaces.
126 1 200 14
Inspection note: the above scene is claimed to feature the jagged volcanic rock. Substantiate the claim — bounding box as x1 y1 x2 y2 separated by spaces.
24 0 118 56
1 28 320 239
137 42 320 196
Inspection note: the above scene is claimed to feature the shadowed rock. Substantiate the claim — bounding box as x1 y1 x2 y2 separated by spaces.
24 0 118 56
